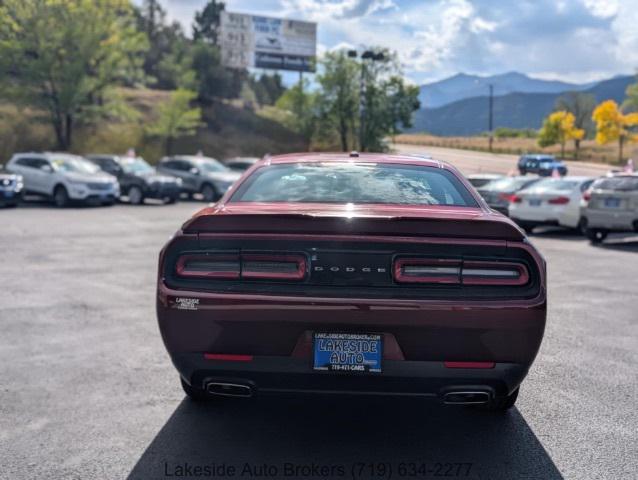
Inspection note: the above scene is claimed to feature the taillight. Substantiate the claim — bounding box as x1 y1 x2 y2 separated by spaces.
548 196 570 205
241 254 306 280
499 193 521 203
175 253 306 281
176 254 240 279
582 191 591 201
393 258 529 286
394 258 461 284
461 261 529 286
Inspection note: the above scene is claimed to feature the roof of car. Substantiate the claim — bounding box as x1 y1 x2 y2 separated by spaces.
522 154 556 159
261 152 446 169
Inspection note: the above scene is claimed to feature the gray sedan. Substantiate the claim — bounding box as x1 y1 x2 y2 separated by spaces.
157 155 241 202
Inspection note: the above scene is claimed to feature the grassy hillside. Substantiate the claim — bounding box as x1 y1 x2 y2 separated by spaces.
396 133 638 166
0 88 306 164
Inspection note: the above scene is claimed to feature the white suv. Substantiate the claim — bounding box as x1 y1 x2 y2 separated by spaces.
7 152 120 207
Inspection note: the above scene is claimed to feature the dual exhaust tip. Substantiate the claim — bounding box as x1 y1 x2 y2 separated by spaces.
206 381 253 398
443 390 491 405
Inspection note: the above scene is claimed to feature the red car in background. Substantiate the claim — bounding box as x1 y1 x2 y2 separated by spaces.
157 153 547 411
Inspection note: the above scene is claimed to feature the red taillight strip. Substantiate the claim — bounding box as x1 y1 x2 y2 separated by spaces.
461 261 529 286
548 196 570 205
175 254 240 279
241 254 307 280
394 258 461 284
204 353 253 361
393 258 529 286
444 361 495 369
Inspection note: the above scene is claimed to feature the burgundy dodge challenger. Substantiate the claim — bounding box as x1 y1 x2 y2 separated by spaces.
157 152 546 411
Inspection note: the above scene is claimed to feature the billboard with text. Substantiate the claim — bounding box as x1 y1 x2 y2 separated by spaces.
220 12 317 72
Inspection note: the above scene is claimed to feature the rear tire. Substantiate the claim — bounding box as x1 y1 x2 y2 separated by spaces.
180 377 210 402
53 185 69 208
128 185 144 205
201 183 218 202
578 217 588 235
585 228 607 244
517 221 535 234
482 387 519 412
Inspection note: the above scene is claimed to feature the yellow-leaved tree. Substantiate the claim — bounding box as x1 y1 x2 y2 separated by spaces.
538 111 585 158
592 100 638 162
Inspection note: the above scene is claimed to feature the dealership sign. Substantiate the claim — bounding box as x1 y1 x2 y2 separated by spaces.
220 12 317 72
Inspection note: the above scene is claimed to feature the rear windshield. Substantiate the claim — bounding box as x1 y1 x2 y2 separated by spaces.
531 178 581 190
231 162 478 206
593 176 638 191
485 177 535 191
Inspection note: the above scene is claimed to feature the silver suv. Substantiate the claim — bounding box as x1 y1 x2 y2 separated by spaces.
580 174 638 243
157 155 241 202
7 152 120 207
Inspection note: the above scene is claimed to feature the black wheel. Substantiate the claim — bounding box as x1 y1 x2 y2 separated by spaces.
519 169 526 175
128 185 144 205
482 387 519 412
519 222 535 234
164 196 178 205
53 185 69 208
585 228 607 244
578 217 588 235
180 377 210 402
201 183 218 202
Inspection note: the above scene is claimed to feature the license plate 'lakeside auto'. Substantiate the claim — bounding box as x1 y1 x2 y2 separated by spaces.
313 332 383 374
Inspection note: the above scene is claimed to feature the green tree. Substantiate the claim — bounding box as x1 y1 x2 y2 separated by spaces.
356 50 420 151
146 89 203 154
0 0 147 150
135 1 194 89
317 51 360 151
275 80 318 145
555 92 596 158
193 0 225 45
190 42 241 103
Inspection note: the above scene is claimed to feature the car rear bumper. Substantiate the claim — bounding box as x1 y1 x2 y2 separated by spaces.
176 353 529 399
584 208 637 231
158 282 546 398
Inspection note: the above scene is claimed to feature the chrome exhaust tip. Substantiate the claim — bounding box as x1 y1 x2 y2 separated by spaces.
206 382 253 398
443 391 491 405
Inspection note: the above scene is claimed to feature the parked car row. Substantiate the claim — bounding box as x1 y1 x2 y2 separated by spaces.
1 152 253 207
471 171 638 244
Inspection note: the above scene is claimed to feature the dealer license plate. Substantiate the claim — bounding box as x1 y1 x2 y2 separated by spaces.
313 332 383 374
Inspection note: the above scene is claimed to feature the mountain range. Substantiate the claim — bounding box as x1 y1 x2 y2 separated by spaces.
411 72 635 136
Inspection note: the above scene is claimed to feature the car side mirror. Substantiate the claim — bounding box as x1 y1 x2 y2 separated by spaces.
40 164 53 173
190 167 200 175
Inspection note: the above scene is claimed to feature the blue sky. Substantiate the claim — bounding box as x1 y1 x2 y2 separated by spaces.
152 0 638 85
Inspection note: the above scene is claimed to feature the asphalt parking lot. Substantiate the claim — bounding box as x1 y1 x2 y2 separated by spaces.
1 201 637 480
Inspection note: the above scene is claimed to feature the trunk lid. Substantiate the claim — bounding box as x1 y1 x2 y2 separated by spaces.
182 202 525 241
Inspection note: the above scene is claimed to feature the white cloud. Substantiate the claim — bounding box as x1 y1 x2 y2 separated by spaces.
582 0 619 18
281 0 397 20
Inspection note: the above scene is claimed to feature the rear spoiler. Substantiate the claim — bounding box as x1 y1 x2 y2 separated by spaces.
182 214 525 241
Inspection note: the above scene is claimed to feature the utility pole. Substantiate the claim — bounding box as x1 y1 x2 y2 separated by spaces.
488 84 494 153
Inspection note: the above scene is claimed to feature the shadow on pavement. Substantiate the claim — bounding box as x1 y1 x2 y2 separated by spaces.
128 395 563 480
